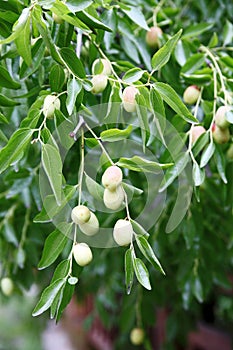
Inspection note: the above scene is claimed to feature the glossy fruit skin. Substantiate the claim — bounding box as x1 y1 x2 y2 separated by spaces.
52 13 63 24
43 95 60 119
91 74 108 94
1 277 14 296
73 243 93 266
103 185 124 210
130 328 145 345
122 86 139 113
183 85 200 105
212 123 230 144
227 144 233 160
113 219 133 246
215 106 231 129
92 58 112 76
191 125 206 144
71 205 91 225
146 26 162 47
102 165 123 191
79 212 99 236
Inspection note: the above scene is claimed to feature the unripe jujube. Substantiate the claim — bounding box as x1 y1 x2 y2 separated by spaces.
1 277 14 296
122 86 139 113
91 74 108 94
103 185 124 210
212 123 230 144
130 328 145 346
43 95 60 119
183 86 200 105
113 219 133 246
79 212 99 236
71 205 91 225
146 26 162 48
92 58 112 76
215 106 231 129
73 243 93 266
191 125 206 144
102 165 123 191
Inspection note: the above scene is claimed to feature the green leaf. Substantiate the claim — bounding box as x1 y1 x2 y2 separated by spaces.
192 162 205 187
214 146 227 184
181 53 205 75
0 112 9 124
0 128 33 174
149 87 166 145
135 235 165 275
50 64 66 93
76 10 112 32
151 30 182 71
200 142 215 168
41 144 63 205
153 82 198 123
20 38 45 79
55 282 75 322
122 182 143 197
131 219 149 238
60 47 85 79
15 14 31 66
51 260 71 283
32 278 66 317
100 125 133 142
0 66 20 89
192 276 204 303
125 248 134 295
132 256 151 290
85 173 104 201
117 155 173 173
136 95 149 152
105 82 121 120
0 7 30 44
66 0 92 12
223 20 233 46
122 6 149 31
183 23 214 39
66 77 82 115
38 222 73 270
0 94 20 107
123 68 146 84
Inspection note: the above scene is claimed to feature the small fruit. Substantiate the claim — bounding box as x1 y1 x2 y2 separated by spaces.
73 243 93 266
52 13 63 24
130 328 145 346
43 95 60 119
103 185 124 210
71 205 91 225
191 125 206 144
102 165 123 191
183 85 200 105
212 123 230 144
122 86 139 113
1 277 14 296
113 219 133 246
215 106 231 129
146 26 162 48
227 144 233 160
79 212 99 236
91 74 108 94
92 58 112 76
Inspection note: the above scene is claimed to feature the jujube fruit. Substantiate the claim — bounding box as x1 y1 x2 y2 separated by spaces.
103 185 124 210
43 95 60 119
215 106 231 129
113 219 133 246
91 74 108 94
79 212 99 236
130 328 145 345
191 125 206 144
212 123 230 144
92 58 112 76
183 86 200 105
146 26 162 48
71 205 91 225
122 86 139 113
102 165 123 191
73 243 93 266
1 277 14 296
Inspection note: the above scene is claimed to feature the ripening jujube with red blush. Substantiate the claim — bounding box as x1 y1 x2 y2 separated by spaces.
215 105 231 129
212 123 230 144
183 85 200 105
146 26 162 47
191 125 206 144
122 86 139 113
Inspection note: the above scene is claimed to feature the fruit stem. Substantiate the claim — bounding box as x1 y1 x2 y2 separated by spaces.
123 187 131 220
78 128 85 206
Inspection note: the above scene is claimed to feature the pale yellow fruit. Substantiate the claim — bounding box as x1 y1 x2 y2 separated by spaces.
92 58 112 76
122 86 139 113
183 86 200 105
191 125 206 144
113 219 133 246
215 106 231 129
43 95 60 119
103 185 124 210
79 212 99 236
102 165 123 191
1 277 14 296
91 74 108 94
71 205 91 225
73 243 93 266
130 328 145 345
146 26 162 47
212 124 230 144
